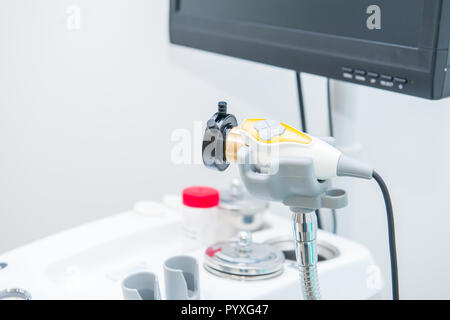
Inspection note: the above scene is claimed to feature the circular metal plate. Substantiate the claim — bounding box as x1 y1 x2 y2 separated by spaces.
204 263 283 281
204 235 285 280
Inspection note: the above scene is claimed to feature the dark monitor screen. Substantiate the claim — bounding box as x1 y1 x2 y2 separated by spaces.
171 0 450 99
177 0 425 48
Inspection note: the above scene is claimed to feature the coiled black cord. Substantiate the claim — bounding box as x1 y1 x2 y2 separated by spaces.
372 170 399 300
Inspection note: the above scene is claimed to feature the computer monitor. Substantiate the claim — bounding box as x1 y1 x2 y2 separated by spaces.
170 0 450 100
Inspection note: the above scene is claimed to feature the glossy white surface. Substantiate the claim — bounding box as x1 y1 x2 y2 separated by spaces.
0 206 382 300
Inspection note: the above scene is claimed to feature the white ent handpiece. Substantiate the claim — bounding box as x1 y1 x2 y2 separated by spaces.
202 104 373 180
226 118 342 180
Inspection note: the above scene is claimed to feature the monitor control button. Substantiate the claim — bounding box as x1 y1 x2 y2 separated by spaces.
380 80 394 87
394 77 407 84
342 67 353 73
381 74 393 81
343 72 353 80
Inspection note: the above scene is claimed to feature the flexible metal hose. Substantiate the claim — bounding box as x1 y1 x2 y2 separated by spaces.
298 263 321 300
292 211 321 300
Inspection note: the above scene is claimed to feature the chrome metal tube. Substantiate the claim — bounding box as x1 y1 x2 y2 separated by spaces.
292 210 321 300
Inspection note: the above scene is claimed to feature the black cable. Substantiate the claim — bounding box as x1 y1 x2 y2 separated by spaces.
295 72 307 133
326 78 337 234
331 209 337 234
372 171 400 300
315 211 323 230
296 72 322 229
326 78 334 137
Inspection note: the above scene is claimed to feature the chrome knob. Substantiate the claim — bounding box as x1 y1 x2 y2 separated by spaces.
238 231 253 254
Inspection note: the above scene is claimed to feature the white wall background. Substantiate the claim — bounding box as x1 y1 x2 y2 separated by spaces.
1 0 449 299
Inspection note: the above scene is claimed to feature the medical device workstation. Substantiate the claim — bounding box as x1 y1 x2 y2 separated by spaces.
0 0 449 303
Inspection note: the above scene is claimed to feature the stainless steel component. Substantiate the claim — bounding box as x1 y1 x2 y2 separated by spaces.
264 237 339 262
203 264 284 281
0 288 32 300
218 179 269 238
204 231 284 280
292 210 321 300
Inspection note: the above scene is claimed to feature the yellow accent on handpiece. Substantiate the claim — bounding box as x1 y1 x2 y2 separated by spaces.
241 119 312 144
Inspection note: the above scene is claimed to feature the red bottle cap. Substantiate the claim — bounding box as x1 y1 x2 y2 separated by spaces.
182 186 219 209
